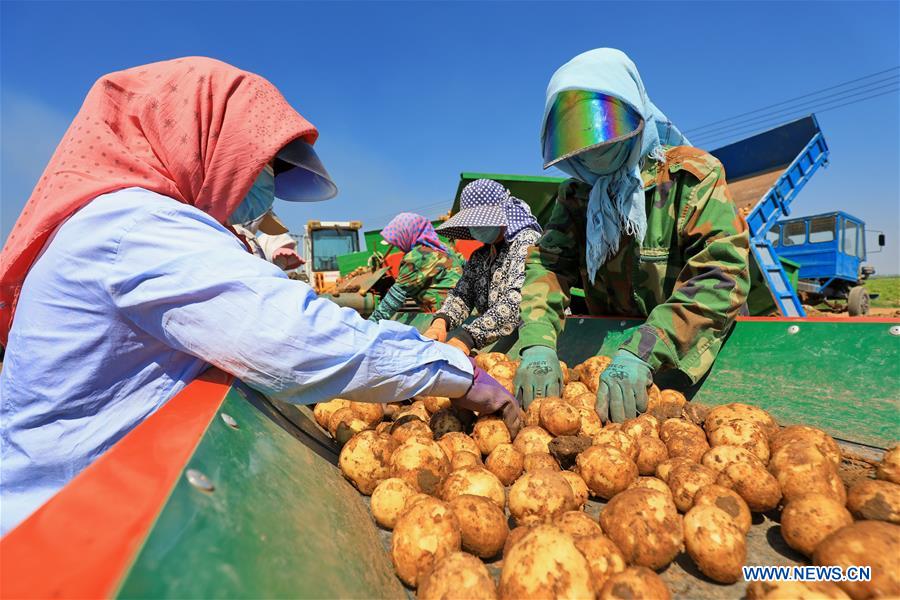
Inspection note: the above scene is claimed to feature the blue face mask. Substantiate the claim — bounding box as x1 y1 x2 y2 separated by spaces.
228 164 275 226
470 226 503 244
576 138 636 176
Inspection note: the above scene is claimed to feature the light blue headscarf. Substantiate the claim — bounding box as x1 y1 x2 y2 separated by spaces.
541 48 690 282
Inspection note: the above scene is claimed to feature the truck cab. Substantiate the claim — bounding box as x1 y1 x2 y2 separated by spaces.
303 220 362 292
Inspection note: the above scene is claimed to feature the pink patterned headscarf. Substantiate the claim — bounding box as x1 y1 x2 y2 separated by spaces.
381 212 447 254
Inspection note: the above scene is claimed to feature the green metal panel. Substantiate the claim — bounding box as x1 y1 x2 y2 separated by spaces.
116 386 404 599
337 250 372 275
396 313 899 448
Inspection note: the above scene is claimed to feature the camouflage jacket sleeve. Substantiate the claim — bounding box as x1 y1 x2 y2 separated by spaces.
517 181 582 350
620 150 750 383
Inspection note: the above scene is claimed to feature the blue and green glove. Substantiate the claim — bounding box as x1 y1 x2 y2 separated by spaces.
368 283 409 322
596 349 653 423
513 346 564 408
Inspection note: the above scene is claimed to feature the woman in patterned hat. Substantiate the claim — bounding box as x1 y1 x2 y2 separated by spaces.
423 179 542 355
368 212 465 322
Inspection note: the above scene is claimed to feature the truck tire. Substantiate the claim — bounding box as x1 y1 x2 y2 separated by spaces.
848 286 870 316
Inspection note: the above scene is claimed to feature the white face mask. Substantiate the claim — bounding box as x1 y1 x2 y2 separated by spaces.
470 226 503 244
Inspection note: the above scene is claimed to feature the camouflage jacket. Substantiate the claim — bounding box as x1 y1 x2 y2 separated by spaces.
519 146 750 383
395 246 465 312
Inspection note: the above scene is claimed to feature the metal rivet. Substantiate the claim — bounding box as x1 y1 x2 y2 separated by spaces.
620 321 627 327
186 469 214 492
787 325 800 334
890 326 900 337
221 413 238 429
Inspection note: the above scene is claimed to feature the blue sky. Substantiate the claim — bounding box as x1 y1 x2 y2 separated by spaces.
2 1 898 274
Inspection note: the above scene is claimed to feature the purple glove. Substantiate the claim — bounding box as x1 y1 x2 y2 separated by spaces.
451 360 524 438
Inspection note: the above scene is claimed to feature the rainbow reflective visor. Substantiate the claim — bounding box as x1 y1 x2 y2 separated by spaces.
542 90 643 169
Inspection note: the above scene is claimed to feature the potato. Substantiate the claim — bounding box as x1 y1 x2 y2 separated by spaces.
429 408 464 440
702 445 764 473
338 430 397 494
502 525 532 558
390 415 433 445
648 389 686 420
391 497 460 587
484 443 524 486
539 400 581 436
498 525 594 600
437 431 479 460
775 459 846 505
419 395 451 414
717 461 781 512
708 419 770 463
704 402 778 438
846 479 900 524
683 505 746 583
313 398 350 429
563 381 590 403
370 477 416 530
627 476 674 500
375 421 392 435
441 466 505 508
635 436 669 475
559 360 570 385
598 566 671 600
656 456 694 483
474 351 506 372
383 402 404 420
397 400 430 423
548 435 593 470
560 471 590 509
451 450 482 471
418 551 498 600
555 510 602 538
813 521 900 600
769 425 841 468
493 376 515 396
661 419 709 462
574 533 628 594
577 406 604 437
404 493 432 511
692 484 752 534
592 429 638 461
488 361 517 381
512 425 554 455
659 418 704 445
877 445 900 484
622 413 661 440
447 494 509 558
667 462 718 512
746 580 851 599
576 445 638 500
343 401 381 428
523 452 561 473
524 398 545 427
599 489 683 569
781 493 853 557
508 471 578 526
389 437 450 495
329 407 370 444
472 416 511 455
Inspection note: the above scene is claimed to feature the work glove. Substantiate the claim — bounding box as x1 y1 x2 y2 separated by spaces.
423 319 448 342
513 345 564 409
596 349 653 423
453 360 523 438
368 283 409 323
272 247 304 270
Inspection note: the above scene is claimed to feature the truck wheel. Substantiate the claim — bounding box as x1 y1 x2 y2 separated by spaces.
848 286 870 316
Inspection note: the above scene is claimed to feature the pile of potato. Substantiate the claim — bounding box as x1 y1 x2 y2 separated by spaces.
316 351 900 599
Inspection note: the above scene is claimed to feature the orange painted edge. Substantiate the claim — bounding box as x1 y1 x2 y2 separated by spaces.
0 369 233 600
563 314 900 324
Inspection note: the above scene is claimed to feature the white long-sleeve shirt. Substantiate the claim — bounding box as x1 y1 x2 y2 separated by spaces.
0 187 472 533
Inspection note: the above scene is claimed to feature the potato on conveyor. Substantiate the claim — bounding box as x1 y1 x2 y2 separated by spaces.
429 408 465 440
573 532 628 594
523 452 560 473
877 444 900 484
450 451 481 471
656 456 694 483
683 504 746 583
389 437 450 495
447 494 509 558
746 580 851 599
548 435 593 470
417 551 498 600
813 521 900 600
668 462 719 512
592 428 638 461
512 425 554 455
554 510 602 538
338 430 397 495
627 476 674 500
344 401 383 428
440 466 505 508
404 493 432 511
563 381 590 403
370 477 416 530
774 458 846 505
390 415 433 445
707 419 770 463
472 416 511 455
576 406 604 437
780 493 852 557
846 479 900 524
502 525 532 558
660 418 709 462
704 402 778 438
597 566 671 600
524 398 545 427
635 435 669 475
769 425 841 468
648 389 687 420
474 351 506 372
599 488 683 569
622 413 661 440
508 471 577 526
329 407 370 445
701 445 764 474
559 471 589 509
498 525 594 600
391 497 461 588
435 432 478 462
488 361 517 381
313 398 350 429
539 400 581 436
420 395 451 414
717 460 782 512
576 445 638 499
397 400 431 424
692 484 752 534
484 443 524 486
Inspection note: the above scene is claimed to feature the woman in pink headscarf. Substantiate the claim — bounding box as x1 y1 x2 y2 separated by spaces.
368 212 465 322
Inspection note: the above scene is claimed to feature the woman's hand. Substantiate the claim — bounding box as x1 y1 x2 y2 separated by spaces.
423 319 448 342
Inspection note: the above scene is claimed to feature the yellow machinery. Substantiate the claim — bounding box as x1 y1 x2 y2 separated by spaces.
302 220 362 293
